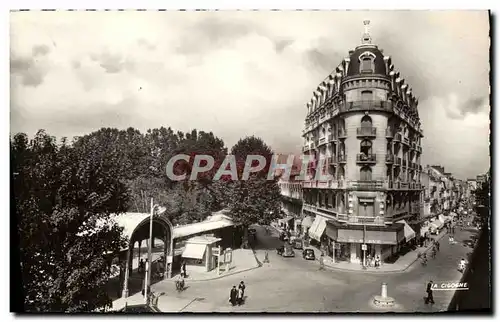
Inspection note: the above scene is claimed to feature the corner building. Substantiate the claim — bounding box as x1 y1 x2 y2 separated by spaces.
302 22 424 264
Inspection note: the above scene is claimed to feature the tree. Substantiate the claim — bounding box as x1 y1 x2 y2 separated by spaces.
226 136 282 248
13 130 129 312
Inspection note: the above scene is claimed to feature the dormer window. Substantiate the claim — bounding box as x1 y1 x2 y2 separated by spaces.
359 52 376 74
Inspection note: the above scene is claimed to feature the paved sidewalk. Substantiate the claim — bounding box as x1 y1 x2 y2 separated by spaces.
306 231 448 273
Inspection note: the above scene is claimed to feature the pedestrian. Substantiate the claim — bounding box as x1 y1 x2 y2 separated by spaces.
264 251 269 263
229 286 237 306
319 253 325 270
237 285 244 305
182 261 187 278
425 280 435 304
436 241 440 252
238 281 246 304
139 259 145 274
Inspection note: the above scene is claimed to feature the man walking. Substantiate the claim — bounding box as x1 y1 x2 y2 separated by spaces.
229 286 238 306
319 253 325 270
425 280 435 304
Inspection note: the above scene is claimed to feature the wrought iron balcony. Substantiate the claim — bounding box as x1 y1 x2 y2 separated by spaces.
356 127 377 138
356 153 376 164
328 133 337 142
349 180 384 190
386 154 395 163
385 128 394 138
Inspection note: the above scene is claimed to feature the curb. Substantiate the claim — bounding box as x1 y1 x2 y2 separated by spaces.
317 231 448 274
167 264 261 283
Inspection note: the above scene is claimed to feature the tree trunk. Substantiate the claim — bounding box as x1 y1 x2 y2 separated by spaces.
241 225 249 249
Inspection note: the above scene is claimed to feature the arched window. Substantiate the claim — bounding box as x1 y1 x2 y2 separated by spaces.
359 52 375 73
360 166 372 181
361 115 372 127
360 139 372 155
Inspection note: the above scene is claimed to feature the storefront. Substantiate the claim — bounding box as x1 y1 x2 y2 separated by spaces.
181 236 221 273
325 221 404 264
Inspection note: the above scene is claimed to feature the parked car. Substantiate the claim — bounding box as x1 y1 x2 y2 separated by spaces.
290 237 304 250
277 244 295 257
302 248 316 260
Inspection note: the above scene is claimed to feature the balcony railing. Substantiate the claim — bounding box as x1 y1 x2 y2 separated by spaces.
411 142 416 149
356 127 377 138
395 157 402 166
302 145 310 152
310 142 316 149
349 180 384 190
328 156 337 164
328 133 337 142
318 137 326 146
347 216 385 225
394 133 402 142
338 154 347 163
403 137 410 145
339 100 393 114
338 129 347 139
385 128 394 138
356 153 376 164
386 154 395 163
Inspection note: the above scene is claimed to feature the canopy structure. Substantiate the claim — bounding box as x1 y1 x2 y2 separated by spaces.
397 220 416 242
173 212 235 239
182 243 207 260
308 216 327 241
430 220 444 231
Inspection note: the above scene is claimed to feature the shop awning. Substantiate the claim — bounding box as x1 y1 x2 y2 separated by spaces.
301 216 314 228
181 243 206 259
308 216 327 241
397 220 416 242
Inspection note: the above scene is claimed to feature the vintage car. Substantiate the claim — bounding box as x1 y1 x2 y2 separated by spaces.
302 248 316 261
276 244 295 257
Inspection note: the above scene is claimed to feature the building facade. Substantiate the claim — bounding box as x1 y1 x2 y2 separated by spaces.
278 170 304 232
301 21 424 264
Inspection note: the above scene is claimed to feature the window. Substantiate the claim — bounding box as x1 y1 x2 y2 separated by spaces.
360 140 372 155
361 90 373 101
361 115 372 127
360 57 374 73
360 166 372 181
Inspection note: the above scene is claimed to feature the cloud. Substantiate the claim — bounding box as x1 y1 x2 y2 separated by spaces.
9 10 490 179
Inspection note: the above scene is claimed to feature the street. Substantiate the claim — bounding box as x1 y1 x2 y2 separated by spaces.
151 224 479 312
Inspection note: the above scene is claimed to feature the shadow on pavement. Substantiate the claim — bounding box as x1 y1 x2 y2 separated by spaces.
105 268 166 302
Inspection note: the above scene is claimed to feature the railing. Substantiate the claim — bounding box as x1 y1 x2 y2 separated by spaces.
385 154 395 163
356 127 377 137
394 133 402 142
310 142 316 149
302 145 310 152
338 129 347 139
338 154 347 163
339 100 393 114
349 180 384 190
328 133 337 142
385 128 394 138
348 216 385 225
318 137 326 146
403 137 410 145
328 156 337 164
356 153 376 164
395 157 402 166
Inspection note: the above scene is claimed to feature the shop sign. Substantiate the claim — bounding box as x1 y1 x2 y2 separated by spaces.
224 248 233 263
361 244 367 251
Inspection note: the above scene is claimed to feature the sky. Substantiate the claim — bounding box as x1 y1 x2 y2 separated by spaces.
10 10 490 179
